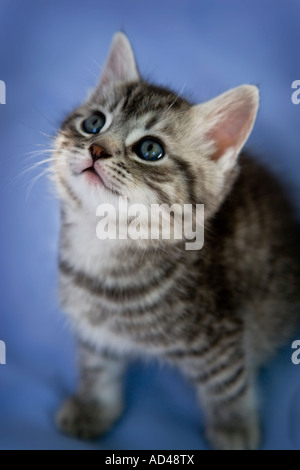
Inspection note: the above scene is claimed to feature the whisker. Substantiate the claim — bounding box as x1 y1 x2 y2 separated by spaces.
18 119 56 140
165 82 187 112
8 157 56 188
25 149 55 161
32 105 60 132
25 167 54 201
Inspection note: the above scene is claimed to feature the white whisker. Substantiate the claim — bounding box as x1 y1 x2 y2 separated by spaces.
165 82 186 112
8 156 55 189
25 149 55 160
25 167 54 201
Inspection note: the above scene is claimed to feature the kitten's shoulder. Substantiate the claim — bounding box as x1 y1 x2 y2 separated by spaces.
209 151 300 247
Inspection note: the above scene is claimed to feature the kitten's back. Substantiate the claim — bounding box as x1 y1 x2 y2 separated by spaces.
208 153 300 363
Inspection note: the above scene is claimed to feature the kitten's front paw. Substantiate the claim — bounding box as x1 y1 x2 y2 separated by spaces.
206 420 261 450
56 396 123 440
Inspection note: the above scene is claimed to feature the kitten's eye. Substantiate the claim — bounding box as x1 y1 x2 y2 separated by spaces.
134 138 164 161
82 113 106 134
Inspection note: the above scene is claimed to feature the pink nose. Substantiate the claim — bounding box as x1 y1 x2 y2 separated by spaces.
89 144 111 161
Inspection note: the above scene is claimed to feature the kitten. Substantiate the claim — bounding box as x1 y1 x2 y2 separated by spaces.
53 32 300 450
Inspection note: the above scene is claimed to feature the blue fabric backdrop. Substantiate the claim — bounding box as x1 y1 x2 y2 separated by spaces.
1 0 300 450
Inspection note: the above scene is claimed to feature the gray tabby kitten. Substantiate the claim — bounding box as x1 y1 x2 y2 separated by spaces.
53 32 300 450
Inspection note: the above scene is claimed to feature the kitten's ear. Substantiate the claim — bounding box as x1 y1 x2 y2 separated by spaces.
193 85 259 163
97 32 140 89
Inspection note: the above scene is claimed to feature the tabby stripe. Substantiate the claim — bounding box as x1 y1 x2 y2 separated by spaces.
208 364 246 396
89 291 192 330
67 147 82 155
113 168 127 178
171 155 197 205
110 174 127 188
144 167 174 184
68 273 188 324
204 338 241 368
125 326 189 347
77 336 120 360
213 382 248 408
121 84 139 112
109 291 183 318
74 142 86 150
165 328 243 361
114 303 190 335
145 115 159 131
122 85 148 118
115 162 131 175
107 255 170 277
59 257 179 301
57 174 81 207
189 352 244 385
145 179 173 206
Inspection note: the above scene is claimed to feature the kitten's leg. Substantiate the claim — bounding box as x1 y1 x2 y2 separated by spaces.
199 344 260 450
177 336 260 450
199 379 260 451
56 341 126 439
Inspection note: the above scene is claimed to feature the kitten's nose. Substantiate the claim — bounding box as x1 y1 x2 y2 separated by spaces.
89 144 112 162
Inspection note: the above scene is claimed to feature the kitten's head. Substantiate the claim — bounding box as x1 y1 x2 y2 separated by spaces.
53 32 258 220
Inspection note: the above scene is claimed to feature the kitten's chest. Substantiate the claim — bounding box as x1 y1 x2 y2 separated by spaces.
59 213 199 354
59 257 184 357
60 211 126 276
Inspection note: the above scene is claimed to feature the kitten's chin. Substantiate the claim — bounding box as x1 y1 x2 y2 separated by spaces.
83 167 105 186
82 168 121 197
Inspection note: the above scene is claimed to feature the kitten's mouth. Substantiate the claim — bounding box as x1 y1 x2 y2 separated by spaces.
83 166 99 177
82 165 105 185
81 165 120 195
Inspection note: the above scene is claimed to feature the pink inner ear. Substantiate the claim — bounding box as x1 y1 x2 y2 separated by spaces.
207 101 256 161
100 41 126 88
104 53 124 83
209 126 234 161
98 33 139 89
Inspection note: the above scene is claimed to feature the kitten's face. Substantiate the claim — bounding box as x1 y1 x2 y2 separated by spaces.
54 82 198 211
53 33 258 221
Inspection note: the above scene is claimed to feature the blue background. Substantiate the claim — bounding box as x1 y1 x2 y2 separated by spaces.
1 0 300 450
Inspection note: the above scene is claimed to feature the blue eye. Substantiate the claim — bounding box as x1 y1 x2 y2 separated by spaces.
135 138 164 161
82 113 105 134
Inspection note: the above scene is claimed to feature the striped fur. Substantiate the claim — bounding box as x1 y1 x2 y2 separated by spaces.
53 33 300 450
